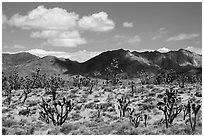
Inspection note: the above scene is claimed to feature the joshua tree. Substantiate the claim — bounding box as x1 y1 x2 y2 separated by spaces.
184 100 201 131
105 58 122 86
139 70 152 85
39 97 74 126
127 107 142 128
129 114 141 128
89 80 94 94
117 96 131 117
95 104 103 118
178 73 188 88
73 75 81 89
93 71 101 84
46 74 64 101
2 71 21 106
144 114 148 127
157 88 182 128
21 76 33 104
132 82 136 96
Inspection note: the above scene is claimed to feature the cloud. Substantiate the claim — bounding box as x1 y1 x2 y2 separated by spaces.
185 46 202 55
3 45 9 49
123 22 134 28
9 5 79 30
3 44 26 50
114 35 128 39
166 33 199 42
31 30 87 47
7 5 115 47
113 34 141 45
46 38 87 47
152 28 168 40
26 49 101 62
157 47 170 53
78 12 115 32
127 35 141 43
2 14 8 24
14 44 26 49
31 30 79 39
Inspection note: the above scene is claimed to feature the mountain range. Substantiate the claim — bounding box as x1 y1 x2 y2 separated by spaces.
2 49 202 78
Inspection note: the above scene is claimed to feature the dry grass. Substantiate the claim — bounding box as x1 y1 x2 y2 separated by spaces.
2 80 202 135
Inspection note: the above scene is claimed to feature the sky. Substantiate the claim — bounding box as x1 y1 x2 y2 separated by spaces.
2 2 202 62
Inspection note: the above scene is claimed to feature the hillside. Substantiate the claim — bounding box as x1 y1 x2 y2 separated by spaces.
2 49 202 77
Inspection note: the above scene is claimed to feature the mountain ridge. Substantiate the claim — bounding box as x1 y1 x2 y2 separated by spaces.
2 48 202 77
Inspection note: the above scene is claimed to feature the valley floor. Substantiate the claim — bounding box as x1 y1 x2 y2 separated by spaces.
2 82 202 135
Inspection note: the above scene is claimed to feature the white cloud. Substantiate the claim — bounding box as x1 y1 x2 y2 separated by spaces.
7 5 115 48
31 30 79 39
123 22 134 28
166 33 199 42
46 38 87 47
157 47 170 53
78 12 115 32
31 30 87 47
135 49 154 52
3 45 9 49
185 46 202 55
14 44 26 49
9 5 79 30
127 35 141 43
2 14 8 24
26 49 101 62
113 34 141 45
114 35 128 39
152 28 168 40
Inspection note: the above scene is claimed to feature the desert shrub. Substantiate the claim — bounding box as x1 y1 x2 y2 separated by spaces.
101 102 113 111
84 102 95 109
69 113 82 121
73 104 83 111
178 90 184 94
139 103 155 112
70 89 78 94
114 123 130 135
148 92 156 97
2 128 7 135
26 126 36 135
146 85 154 89
103 87 112 92
142 97 155 103
157 93 164 99
2 118 17 127
195 92 202 97
60 123 79 134
68 94 78 98
93 99 100 103
2 107 12 113
195 100 201 104
47 127 61 135
153 118 166 126
18 107 30 117
27 100 39 107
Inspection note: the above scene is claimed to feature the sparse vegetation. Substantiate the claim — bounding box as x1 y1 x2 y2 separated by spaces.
2 68 202 135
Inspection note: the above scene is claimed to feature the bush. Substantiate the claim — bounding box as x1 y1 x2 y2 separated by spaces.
195 92 202 97
60 123 79 134
2 119 17 127
157 94 164 99
2 128 7 135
